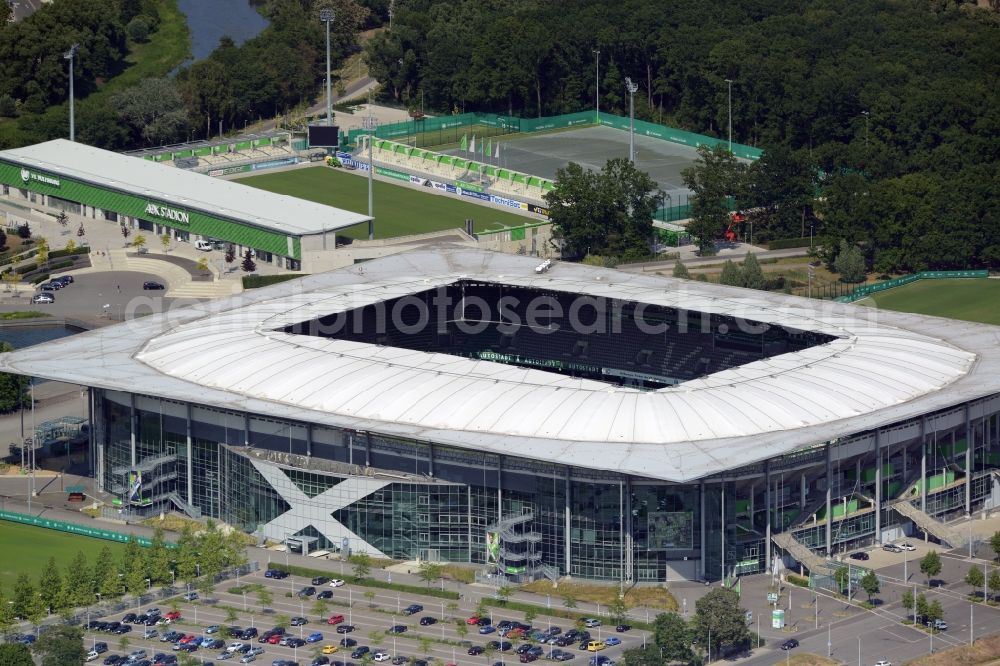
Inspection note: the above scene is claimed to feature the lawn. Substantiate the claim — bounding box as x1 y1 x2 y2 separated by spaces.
0 521 128 589
236 166 536 240
519 580 678 611
861 278 1000 326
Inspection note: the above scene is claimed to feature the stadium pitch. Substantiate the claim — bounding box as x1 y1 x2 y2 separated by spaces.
0 521 127 588
861 278 1000 325
441 125 702 202
236 167 537 240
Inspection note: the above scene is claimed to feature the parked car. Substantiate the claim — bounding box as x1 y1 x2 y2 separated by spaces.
419 616 437 626
479 626 496 634
298 586 316 597
849 551 870 561
31 292 55 304
780 639 799 650
329 579 345 588
883 543 902 553
142 281 165 290
317 590 333 599
604 637 621 647
614 624 630 633
583 619 601 628
402 604 423 616
183 592 199 601
311 576 330 585
306 633 324 643
335 624 353 634
387 625 407 634
327 615 345 626
898 542 916 551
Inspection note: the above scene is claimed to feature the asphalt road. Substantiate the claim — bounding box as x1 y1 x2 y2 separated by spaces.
0 270 189 320
81 568 647 666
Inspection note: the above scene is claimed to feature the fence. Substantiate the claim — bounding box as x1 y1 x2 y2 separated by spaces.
344 110 762 162
0 509 158 547
834 269 989 303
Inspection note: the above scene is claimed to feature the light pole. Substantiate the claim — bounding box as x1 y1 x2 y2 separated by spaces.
724 78 733 153
625 77 638 162
592 49 600 123
65 43 79 141
364 101 378 240
861 110 870 148
320 9 334 128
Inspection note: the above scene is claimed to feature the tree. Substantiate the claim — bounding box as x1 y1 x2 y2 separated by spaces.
545 158 662 261
16 224 30 240
223 530 249 578
33 625 85 666
364 590 376 608
225 606 240 624
38 556 63 615
455 621 468 642
920 551 942 587
0 643 34 666
496 585 512 604
672 259 690 279
989 568 1000 602
417 561 443 588
925 599 944 624
241 249 257 273
965 565 984 598
10 573 36 620
35 236 49 267
122 535 148 599
719 260 743 286
351 553 372 580
197 521 226 598
834 239 866 283
860 570 880 603
652 612 693 663
682 144 746 256
63 551 93 609
0 94 17 118
741 252 765 289
0 588 15 636
523 608 538 627
96 546 123 600
147 527 173 586
0 342 31 414
64 239 76 253
274 613 291 631
125 15 150 43
620 645 669 666
196 257 209 273
562 593 577 609
224 244 236 270
312 597 329 620
133 233 146 250
990 531 1000 561
160 233 171 253
690 587 748 659
916 593 929 620
256 586 273 612
902 589 915 620
113 78 188 147
121 224 131 244
607 597 627 625
175 525 199 586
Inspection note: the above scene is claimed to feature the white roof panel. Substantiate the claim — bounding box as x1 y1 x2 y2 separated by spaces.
0 139 370 236
2 246 999 482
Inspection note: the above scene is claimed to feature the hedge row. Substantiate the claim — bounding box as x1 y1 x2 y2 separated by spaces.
242 274 307 289
51 245 90 259
766 237 813 250
267 562 460 600
480 597 655 632
786 574 810 588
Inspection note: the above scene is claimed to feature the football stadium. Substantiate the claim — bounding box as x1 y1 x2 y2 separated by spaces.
3 247 1000 584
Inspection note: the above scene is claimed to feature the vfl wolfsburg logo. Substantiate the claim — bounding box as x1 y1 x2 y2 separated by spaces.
20 169 29 183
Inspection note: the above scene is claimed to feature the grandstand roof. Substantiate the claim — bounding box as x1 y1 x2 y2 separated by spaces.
0 139 370 236
3 247 999 482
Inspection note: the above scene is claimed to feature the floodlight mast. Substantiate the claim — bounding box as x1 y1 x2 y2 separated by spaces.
320 9 334 127
625 77 638 162
65 43 79 141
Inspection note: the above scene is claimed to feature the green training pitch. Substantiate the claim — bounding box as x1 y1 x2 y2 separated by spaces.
236 166 534 240
862 278 1000 326
0 521 127 589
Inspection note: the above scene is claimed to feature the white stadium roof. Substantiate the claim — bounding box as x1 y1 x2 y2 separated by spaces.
0 139 370 236
4 247 1000 482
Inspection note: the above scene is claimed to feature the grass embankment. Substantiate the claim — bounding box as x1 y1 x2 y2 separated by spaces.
905 631 1000 665
519 580 678 611
0 311 47 321
0 522 127 588
237 167 533 239
863 278 1000 326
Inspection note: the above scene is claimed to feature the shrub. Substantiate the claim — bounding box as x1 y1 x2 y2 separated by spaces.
126 15 150 43
267 563 459 600
766 237 813 250
787 574 810 588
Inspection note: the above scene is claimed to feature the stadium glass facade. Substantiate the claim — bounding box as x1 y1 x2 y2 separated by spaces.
93 387 1000 583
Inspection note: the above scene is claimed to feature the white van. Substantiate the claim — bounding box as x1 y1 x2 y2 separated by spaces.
194 240 213 251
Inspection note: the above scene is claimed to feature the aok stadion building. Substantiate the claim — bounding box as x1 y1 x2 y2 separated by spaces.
3 248 1000 583
0 139 370 272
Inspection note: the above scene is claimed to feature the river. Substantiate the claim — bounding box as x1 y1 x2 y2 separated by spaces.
176 0 269 62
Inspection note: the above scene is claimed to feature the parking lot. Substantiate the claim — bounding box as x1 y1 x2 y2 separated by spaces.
81 567 647 666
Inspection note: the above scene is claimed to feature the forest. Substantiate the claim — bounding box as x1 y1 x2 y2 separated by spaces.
0 0 997 271
369 0 1000 271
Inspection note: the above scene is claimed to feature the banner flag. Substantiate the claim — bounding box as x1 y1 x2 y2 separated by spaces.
459 134 467 152
469 135 476 154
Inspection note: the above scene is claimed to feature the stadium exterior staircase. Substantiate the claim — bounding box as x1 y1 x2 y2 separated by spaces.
891 500 964 548
771 532 833 575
